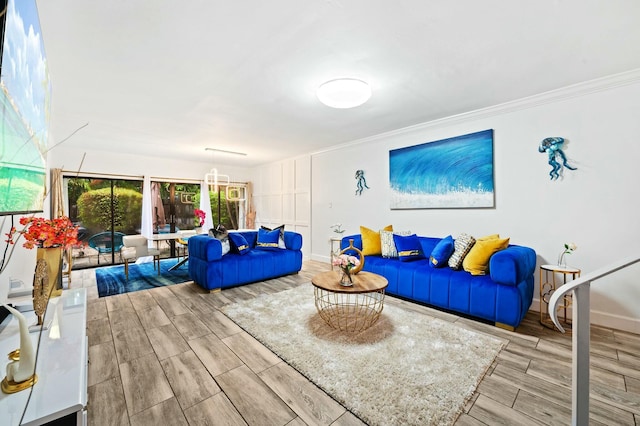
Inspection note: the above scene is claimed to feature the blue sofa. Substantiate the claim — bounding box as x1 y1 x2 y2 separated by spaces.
188 230 303 291
341 234 536 329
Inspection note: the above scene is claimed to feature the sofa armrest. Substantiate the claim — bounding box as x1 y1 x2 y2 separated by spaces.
490 245 537 286
284 231 303 250
188 234 223 261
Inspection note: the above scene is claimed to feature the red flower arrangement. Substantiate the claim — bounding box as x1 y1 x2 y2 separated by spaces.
194 209 206 227
5 216 79 250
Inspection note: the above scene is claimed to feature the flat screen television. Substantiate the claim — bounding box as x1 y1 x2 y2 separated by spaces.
0 0 49 216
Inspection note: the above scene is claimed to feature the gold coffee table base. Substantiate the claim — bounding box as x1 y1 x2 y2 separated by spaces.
312 271 388 332
314 287 385 332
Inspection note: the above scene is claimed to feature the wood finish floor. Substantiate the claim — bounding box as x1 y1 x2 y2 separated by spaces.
76 260 640 425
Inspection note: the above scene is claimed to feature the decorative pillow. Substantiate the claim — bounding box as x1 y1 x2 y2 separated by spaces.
228 232 250 255
380 229 412 258
448 233 476 270
463 235 510 275
360 225 393 256
393 234 425 262
209 224 228 239
220 238 230 255
256 227 281 250
429 235 455 268
260 225 286 249
209 224 230 255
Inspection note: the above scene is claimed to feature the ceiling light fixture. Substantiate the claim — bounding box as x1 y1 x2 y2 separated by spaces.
204 147 247 156
316 78 372 109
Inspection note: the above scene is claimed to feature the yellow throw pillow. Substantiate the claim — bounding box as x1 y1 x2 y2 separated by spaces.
462 236 510 276
478 234 500 241
360 225 393 256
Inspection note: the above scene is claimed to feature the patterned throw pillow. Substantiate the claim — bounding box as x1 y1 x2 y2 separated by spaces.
448 233 476 270
380 230 412 258
209 225 230 255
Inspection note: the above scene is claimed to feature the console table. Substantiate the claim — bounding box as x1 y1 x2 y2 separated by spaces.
329 237 342 270
0 288 88 426
539 264 581 330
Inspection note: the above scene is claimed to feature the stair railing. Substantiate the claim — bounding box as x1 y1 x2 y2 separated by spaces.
548 254 640 426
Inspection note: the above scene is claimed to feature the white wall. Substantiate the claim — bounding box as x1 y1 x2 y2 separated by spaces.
251 155 311 259
309 74 640 333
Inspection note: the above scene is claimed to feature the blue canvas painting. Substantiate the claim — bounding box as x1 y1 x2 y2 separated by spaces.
389 129 494 209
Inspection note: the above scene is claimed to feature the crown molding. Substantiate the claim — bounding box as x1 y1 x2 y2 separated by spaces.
311 68 640 156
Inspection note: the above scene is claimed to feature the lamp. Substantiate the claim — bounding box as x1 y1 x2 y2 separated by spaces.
204 168 230 193
204 148 245 204
317 78 372 109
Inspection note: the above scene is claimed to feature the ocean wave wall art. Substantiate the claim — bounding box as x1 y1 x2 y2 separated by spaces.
389 129 494 209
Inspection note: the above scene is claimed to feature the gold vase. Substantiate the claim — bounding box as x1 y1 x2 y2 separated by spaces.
33 247 63 326
339 239 364 274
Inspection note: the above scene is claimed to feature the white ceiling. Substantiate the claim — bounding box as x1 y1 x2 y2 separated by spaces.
35 0 640 167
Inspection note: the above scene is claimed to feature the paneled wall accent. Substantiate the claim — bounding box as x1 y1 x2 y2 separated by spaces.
252 155 311 258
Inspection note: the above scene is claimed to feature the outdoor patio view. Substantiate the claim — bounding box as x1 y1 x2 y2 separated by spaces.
65 176 245 271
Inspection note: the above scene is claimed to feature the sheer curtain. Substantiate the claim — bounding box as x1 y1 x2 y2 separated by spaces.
138 176 154 263
200 181 213 232
141 176 153 241
50 168 65 218
50 168 70 287
245 181 255 229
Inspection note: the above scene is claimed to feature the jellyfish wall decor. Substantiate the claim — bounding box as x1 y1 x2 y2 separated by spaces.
538 137 577 180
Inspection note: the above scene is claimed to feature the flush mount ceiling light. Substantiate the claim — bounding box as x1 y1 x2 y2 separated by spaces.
316 78 372 109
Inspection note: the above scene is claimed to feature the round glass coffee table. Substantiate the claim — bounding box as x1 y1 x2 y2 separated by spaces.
311 270 388 332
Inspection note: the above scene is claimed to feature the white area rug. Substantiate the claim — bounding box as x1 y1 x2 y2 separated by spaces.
222 285 505 425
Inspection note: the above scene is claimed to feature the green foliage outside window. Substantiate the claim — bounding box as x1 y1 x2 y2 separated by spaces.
77 187 142 233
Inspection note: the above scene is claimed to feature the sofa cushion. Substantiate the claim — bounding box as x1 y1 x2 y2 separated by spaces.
261 225 286 249
393 233 425 262
361 225 393 256
228 232 250 255
256 227 281 250
448 233 476 270
463 235 510 275
429 235 455 268
380 229 411 258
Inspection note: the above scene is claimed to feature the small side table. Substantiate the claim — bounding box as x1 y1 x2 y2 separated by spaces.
329 237 342 270
539 264 581 330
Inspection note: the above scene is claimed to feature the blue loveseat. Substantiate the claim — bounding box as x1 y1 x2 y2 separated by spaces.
188 230 303 291
341 234 536 329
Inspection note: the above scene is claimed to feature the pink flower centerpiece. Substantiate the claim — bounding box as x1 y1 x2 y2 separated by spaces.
332 253 361 285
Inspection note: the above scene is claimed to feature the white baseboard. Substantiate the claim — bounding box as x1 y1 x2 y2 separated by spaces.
310 253 331 263
531 297 640 334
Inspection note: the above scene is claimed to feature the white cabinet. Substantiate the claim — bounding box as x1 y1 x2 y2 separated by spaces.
0 288 88 426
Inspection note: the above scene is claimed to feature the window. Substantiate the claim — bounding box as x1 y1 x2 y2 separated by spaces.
65 176 143 268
